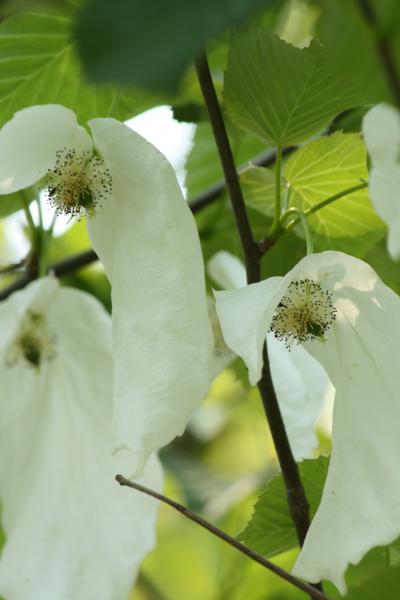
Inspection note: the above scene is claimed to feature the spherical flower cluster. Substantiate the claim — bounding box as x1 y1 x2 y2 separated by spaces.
269 279 337 348
44 147 112 218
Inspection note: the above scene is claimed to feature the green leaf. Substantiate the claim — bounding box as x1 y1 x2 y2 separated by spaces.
0 190 32 219
75 0 278 92
0 12 153 128
239 457 329 558
240 165 278 218
284 132 385 255
224 27 370 146
344 565 400 600
316 0 393 106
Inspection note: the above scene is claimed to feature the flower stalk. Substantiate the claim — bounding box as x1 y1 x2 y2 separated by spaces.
272 144 283 233
281 208 314 255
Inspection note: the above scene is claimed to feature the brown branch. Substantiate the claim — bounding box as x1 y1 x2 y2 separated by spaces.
0 249 99 302
0 257 27 274
116 475 331 600
357 0 400 105
195 53 261 284
194 50 316 586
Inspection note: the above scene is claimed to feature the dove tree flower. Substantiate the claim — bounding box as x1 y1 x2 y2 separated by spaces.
0 104 213 476
215 250 400 593
207 250 332 461
0 276 162 600
363 103 400 260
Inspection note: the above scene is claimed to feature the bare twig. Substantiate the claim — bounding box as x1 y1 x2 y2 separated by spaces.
0 257 27 274
116 475 331 600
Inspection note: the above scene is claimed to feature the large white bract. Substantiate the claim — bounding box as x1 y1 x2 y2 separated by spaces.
207 251 332 460
0 104 214 476
363 103 400 260
215 250 400 593
0 277 162 600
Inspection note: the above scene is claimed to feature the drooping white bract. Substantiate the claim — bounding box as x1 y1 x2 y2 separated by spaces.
363 103 400 260
0 276 162 600
208 251 331 460
215 250 400 593
0 104 213 476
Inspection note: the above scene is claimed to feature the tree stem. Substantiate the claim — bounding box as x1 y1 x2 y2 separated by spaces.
195 50 315 566
116 475 331 600
195 53 261 284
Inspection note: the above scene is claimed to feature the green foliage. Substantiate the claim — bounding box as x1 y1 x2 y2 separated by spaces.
239 456 329 558
316 0 394 106
0 12 153 128
284 132 385 255
241 166 279 218
224 27 370 146
75 0 278 92
0 189 34 219
344 565 400 599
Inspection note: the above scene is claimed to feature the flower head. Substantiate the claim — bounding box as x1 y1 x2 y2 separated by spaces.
0 104 213 477
215 250 400 593
208 251 332 461
5 309 56 368
0 277 162 600
269 279 337 348
44 147 112 217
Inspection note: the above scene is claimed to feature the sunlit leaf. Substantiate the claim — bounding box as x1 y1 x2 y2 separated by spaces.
284 132 385 255
240 166 278 218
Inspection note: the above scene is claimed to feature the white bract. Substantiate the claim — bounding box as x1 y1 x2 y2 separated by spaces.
0 104 213 476
208 250 332 460
215 250 400 593
0 276 162 600
363 103 400 260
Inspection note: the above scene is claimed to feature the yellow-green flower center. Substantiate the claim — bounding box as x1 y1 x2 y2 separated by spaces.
44 147 112 218
5 310 56 369
269 279 337 348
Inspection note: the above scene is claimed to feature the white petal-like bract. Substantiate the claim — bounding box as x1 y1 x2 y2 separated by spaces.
268 334 331 460
0 104 214 478
210 250 330 460
0 105 92 194
87 118 213 476
0 278 162 600
363 103 400 260
216 250 400 591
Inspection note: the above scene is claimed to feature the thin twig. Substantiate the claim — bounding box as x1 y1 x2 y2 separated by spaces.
0 257 27 274
194 51 315 572
195 53 261 284
357 0 400 105
116 475 331 600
